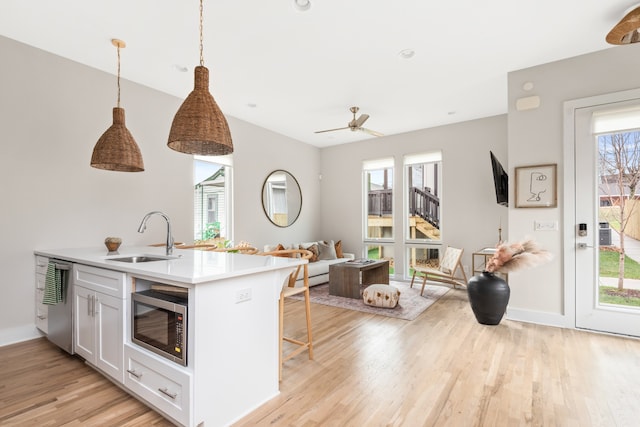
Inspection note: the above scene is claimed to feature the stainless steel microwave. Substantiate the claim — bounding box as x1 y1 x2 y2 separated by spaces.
132 289 187 366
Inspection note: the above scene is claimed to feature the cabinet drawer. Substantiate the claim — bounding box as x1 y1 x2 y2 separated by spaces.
35 289 48 333
73 264 126 298
124 344 191 426
36 273 46 291
35 256 49 275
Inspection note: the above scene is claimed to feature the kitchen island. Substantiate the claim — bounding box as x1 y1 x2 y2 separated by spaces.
34 246 304 427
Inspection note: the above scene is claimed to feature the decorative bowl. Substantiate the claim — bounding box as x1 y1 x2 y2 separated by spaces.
105 237 122 253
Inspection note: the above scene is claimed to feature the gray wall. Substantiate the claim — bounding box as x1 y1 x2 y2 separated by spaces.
0 36 320 345
229 116 321 249
319 115 508 278
507 43 640 325
5 32 640 345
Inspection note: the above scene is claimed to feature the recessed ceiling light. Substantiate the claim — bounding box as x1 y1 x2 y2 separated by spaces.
399 49 415 59
293 0 311 12
522 82 534 91
447 111 456 116
247 103 257 108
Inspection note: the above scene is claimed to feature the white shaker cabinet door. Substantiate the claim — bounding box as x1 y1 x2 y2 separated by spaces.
74 286 96 362
95 292 124 383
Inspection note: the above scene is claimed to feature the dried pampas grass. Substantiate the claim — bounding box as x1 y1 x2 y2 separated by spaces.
486 238 552 273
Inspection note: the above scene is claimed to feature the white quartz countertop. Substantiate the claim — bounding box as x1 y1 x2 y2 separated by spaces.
34 246 305 284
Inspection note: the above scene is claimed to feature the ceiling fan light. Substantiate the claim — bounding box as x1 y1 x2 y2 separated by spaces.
168 65 233 156
91 107 144 172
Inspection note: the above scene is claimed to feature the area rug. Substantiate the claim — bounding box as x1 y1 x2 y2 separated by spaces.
288 281 450 321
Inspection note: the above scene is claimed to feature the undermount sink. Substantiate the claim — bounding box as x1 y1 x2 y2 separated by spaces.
108 255 179 263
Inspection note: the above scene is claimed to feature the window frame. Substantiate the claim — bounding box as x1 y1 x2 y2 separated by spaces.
194 155 233 242
362 157 395 245
403 151 443 244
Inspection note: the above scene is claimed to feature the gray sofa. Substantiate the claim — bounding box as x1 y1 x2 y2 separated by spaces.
264 240 354 286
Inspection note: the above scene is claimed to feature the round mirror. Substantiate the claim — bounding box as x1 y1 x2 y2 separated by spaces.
261 170 302 227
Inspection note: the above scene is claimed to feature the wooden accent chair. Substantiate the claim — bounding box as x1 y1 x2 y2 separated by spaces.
210 246 259 255
175 244 217 250
171 244 259 254
260 249 313 381
410 246 467 295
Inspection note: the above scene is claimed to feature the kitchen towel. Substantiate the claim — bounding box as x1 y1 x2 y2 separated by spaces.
42 261 64 305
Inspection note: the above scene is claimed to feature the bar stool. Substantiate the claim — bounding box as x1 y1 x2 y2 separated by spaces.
261 249 313 381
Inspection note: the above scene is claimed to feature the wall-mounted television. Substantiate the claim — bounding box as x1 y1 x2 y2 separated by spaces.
490 151 508 206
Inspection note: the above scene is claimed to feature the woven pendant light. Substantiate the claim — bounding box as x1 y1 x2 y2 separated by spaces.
607 6 640 45
91 39 144 172
167 0 233 156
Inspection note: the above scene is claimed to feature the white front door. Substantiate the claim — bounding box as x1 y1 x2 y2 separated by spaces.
574 101 640 337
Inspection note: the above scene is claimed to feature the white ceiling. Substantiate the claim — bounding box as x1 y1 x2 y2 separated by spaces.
0 0 635 147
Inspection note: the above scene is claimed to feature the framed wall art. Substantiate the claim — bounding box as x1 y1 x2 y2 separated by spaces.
515 164 557 208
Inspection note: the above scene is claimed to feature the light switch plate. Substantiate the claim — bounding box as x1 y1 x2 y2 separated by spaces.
534 220 557 231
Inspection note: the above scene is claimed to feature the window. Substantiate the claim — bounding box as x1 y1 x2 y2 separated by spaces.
404 151 442 242
406 245 441 278
207 194 218 224
363 158 394 240
404 151 442 278
365 244 395 275
194 155 232 242
363 158 394 275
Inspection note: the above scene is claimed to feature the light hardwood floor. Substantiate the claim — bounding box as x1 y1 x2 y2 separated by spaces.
2 288 639 426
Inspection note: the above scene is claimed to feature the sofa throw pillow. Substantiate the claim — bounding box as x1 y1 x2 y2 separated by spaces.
299 243 319 262
318 240 338 260
334 240 344 258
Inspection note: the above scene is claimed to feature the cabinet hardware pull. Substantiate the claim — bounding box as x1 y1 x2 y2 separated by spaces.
37 315 46 320
94 297 99 315
158 387 177 400
126 369 142 379
88 294 92 317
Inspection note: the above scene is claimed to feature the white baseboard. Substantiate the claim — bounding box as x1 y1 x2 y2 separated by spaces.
505 307 572 329
0 325 44 347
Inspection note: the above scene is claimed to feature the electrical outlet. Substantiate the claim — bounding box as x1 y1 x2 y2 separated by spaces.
534 220 557 231
236 288 252 303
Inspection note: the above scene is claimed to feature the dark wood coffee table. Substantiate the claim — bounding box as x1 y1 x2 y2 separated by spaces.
329 260 389 299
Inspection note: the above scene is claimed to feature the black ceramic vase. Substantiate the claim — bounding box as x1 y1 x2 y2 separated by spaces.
467 271 510 325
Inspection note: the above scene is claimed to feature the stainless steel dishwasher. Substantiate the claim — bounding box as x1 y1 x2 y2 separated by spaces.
47 260 74 354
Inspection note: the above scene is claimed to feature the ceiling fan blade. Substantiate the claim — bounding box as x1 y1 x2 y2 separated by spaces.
314 126 350 134
359 127 384 137
354 114 369 127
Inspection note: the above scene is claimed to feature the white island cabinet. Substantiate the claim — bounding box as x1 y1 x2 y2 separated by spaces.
73 264 126 384
35 256 49 333
33 246 303 427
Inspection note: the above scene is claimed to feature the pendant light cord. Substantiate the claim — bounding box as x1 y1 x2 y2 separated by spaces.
116 43 121 108
199 0 204 66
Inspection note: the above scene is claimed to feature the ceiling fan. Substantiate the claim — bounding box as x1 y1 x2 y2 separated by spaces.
315 106 384 137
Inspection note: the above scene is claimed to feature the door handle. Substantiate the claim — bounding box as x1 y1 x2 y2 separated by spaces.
577 242 594 249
